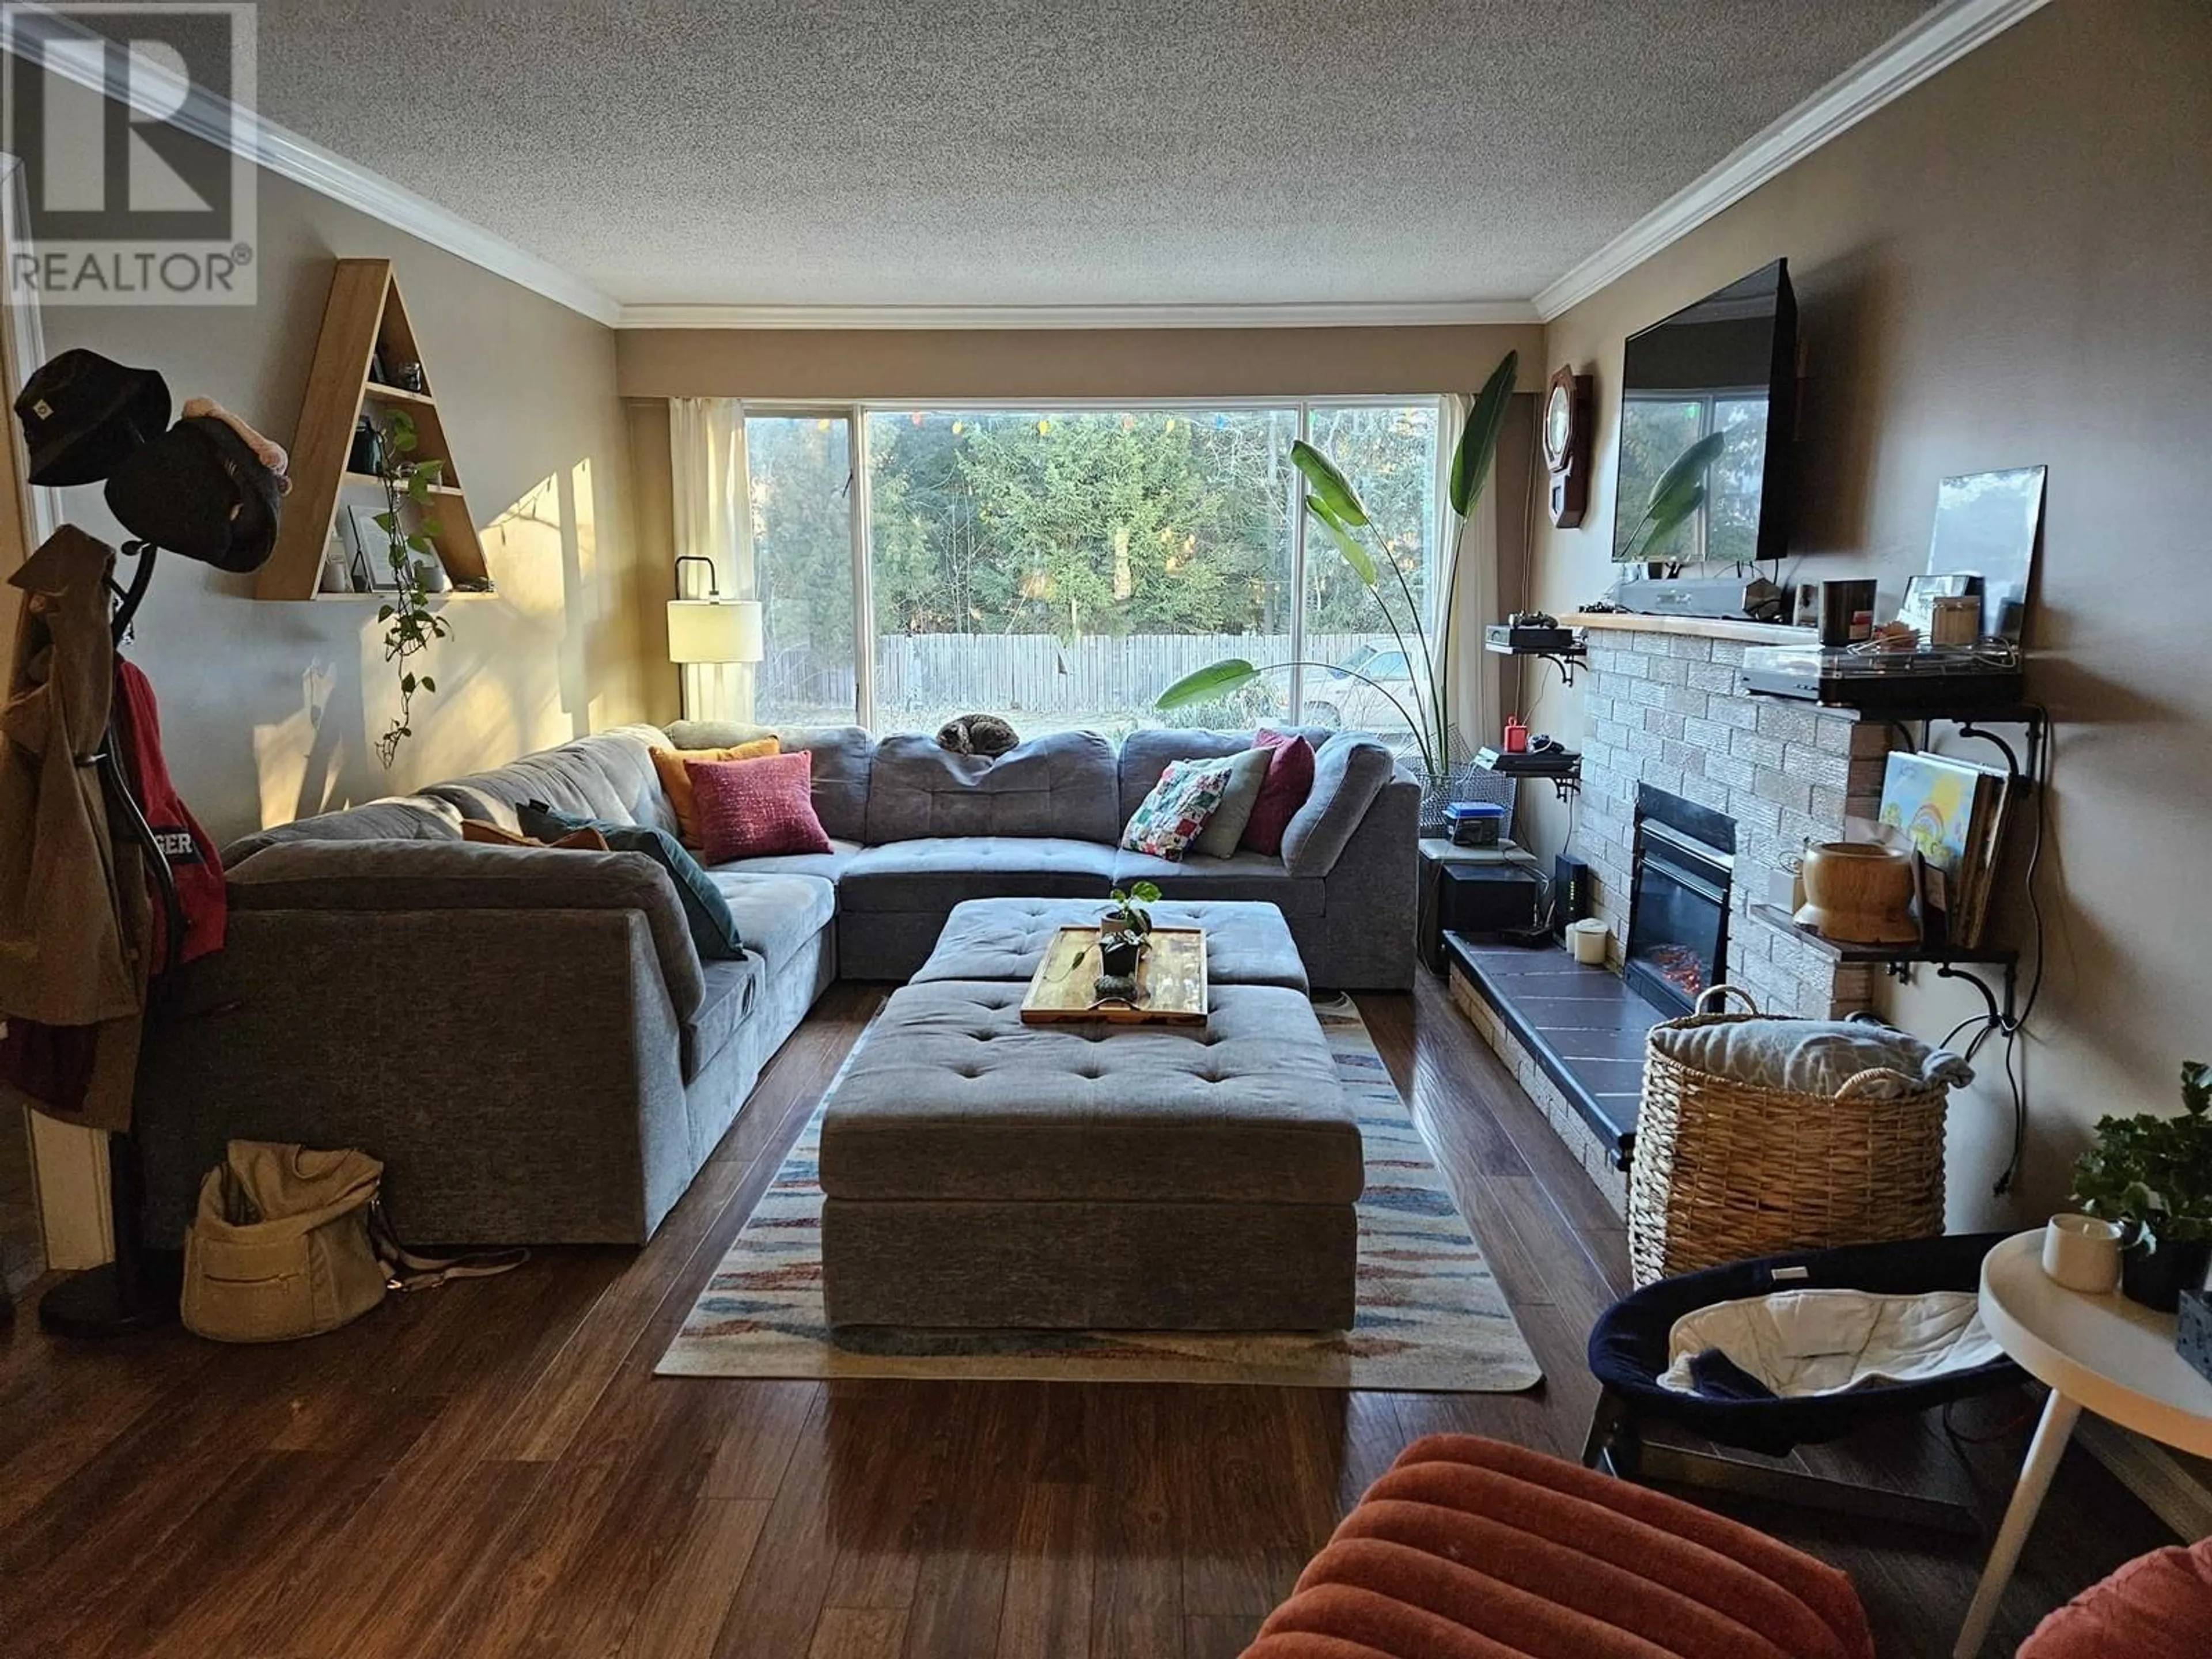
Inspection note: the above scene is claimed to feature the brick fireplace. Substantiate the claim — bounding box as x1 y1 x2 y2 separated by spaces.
1449 616 1903 1217
1573 621 1896 1020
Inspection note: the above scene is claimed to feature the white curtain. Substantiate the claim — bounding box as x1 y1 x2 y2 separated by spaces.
668 397 752 724
1437 391 1502 766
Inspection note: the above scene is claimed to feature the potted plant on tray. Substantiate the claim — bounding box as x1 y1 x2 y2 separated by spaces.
2070 1061 2212 1311
1099 881 1160 982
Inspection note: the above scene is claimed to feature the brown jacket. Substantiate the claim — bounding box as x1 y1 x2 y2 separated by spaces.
0 526 144 1028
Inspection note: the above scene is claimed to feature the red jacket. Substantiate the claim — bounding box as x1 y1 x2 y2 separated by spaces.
114 657 224 968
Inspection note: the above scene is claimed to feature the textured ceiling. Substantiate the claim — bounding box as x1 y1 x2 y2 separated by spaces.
229 1 1936 309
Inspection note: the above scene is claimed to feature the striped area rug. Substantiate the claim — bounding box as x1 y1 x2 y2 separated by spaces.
657 995 1541 1390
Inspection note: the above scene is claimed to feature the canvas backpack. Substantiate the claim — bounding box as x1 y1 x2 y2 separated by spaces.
181 1139 522 1342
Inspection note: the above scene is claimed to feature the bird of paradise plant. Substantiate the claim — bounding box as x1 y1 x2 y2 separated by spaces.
1154 353 1518 786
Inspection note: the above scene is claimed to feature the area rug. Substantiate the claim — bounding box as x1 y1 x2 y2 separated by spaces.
657 995 1541 1389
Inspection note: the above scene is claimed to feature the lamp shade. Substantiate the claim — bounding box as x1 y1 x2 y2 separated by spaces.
666 597 762 664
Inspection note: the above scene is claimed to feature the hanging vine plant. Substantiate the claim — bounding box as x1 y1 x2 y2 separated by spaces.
372 408 452 767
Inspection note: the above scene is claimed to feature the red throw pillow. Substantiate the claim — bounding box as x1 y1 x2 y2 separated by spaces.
686 750 832 861
1241 729 1316 856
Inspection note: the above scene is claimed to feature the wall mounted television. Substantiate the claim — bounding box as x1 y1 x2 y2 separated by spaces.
1610 257 1797 568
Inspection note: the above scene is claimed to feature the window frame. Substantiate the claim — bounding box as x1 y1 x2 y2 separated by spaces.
743 394 1448 734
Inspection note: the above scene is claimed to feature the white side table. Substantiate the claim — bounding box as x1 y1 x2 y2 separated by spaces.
1952 1228 2212 1657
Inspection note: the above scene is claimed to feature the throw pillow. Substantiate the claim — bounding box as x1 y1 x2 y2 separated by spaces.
652 738 779 847
1241 729 1316 856
1191 746 1272 859
1120 758 1234 861
516 800 744 960
460 819 609 851
687 749 834 862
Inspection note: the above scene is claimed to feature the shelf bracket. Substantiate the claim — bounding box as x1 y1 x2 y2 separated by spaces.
1933 959 2017 1031
1533 649 1585 689
1484 639 1588 688
1948 706 2044 790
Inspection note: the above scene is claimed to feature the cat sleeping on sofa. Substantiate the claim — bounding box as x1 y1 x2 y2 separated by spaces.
935 713 1019 758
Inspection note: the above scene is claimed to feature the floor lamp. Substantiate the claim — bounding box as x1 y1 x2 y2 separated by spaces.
668 555 763 721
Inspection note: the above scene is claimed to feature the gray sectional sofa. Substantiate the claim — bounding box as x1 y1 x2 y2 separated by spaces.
135 720 1415 1248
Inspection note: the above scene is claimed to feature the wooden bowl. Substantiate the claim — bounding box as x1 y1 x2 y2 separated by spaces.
1793 841 1919 945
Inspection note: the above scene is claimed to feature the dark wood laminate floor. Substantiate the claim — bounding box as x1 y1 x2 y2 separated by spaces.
0 975 2177 1658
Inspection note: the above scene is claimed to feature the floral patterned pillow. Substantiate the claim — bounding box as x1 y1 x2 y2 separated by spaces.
1120 758 1234 860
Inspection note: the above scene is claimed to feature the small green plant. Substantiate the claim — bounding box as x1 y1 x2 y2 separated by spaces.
372 407 452 768
1102 880 1161 941
2071 1062 2212 1249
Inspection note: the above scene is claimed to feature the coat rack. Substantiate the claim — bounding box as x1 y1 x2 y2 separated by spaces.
35 539 186 1337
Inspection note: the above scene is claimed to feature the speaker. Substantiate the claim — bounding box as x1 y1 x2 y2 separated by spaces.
1439 865 1541 938
1551 855 1592 939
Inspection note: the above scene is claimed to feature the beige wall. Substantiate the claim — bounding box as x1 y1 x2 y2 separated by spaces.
1517 0 2212 1225
24 164 671 847
617 322 1543 402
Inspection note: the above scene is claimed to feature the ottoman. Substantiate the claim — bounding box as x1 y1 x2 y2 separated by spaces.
912 896 1310 993
819 978 1361 1330
1245 1435 1875 1659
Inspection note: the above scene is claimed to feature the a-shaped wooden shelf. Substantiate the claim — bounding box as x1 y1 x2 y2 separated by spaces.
256 257 491 601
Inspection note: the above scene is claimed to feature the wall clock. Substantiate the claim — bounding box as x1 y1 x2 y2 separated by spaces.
1541 365 1593 529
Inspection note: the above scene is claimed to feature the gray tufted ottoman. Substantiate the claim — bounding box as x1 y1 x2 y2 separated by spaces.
912 896 1310 991
819 978 1361 1330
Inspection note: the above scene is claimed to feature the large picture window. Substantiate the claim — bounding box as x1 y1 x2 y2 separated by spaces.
744 399 1442 741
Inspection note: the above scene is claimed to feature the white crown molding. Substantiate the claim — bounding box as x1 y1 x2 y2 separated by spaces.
247 123 620 325
1532 0 2053 321
0 13 622 325
3 0 2044 336
612 300 1542 331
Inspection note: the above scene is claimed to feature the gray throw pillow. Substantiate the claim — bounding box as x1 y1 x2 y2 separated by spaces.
1192 747 1272 859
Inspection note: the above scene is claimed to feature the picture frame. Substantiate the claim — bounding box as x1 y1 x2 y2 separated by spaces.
346 503 400 590
1926 465 2046 643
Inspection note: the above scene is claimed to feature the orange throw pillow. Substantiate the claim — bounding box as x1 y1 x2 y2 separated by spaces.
652 739 778 847
460 819 609 851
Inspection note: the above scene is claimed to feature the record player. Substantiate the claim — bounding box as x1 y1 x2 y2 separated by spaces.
1740 642 2025 714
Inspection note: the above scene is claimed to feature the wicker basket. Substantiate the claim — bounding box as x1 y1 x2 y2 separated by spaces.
1627 986 1950 1286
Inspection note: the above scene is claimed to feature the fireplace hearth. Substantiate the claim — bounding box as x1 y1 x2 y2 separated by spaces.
1445 615 1900 1217
1624 785 1735 1016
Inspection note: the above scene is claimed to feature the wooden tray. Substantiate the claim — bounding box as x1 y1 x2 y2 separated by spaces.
1019 926 1208 1025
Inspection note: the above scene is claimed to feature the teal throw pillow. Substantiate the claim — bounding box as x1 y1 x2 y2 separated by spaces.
518 800 744 960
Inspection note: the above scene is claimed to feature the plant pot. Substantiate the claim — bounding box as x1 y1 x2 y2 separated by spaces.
1794 841 1919 945
1097 930 1142 979
2119 1226 2212 1313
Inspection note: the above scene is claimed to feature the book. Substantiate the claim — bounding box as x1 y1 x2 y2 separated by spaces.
1876 750 2008 946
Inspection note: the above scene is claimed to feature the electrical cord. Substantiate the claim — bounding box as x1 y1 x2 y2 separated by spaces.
2005 702 2053 1033
1929 701 2048 1197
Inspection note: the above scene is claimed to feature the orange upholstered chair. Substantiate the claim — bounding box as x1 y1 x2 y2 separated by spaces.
1243 1434 1874 1659
2017 1536 2212 1658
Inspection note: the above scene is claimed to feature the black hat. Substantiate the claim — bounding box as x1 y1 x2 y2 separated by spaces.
103 415 281 572
13 350 170 486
